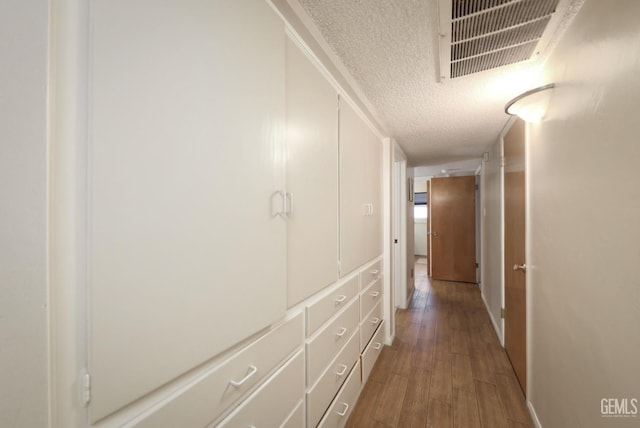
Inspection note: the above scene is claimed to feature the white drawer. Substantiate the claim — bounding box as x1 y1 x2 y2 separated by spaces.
216 350 304 427
317 360 362 428
359 277 382 320
307 297 359 385
281 400 304 428
306 276 359 336
307 330 360 427
359 260 382 290
134 314 303 428
359 300 383 352
361 321 385 384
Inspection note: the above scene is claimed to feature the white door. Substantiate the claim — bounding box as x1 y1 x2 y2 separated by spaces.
285 35 339 306
339 99 382 276
88 0 287 420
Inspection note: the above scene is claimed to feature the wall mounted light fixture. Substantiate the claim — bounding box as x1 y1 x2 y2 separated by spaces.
505 83 555 123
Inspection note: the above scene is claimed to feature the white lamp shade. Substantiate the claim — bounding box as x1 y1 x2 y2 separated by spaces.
505 83 555 122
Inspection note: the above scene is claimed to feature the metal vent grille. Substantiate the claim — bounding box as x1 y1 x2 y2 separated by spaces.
451 17 550 60
451 41 537 77
452 0 512 19
442 0 560 79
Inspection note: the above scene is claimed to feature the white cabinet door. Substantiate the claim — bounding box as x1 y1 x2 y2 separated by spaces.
363 126 382 261
88 0 286 421
339 99 382 276
285 36 339 306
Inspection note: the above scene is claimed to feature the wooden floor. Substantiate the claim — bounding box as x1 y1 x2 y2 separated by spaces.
346 259 533 428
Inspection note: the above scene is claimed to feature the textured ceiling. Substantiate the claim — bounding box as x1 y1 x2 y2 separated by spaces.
297 0 580 166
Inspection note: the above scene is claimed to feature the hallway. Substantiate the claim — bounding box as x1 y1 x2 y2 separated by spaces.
347 261 533 427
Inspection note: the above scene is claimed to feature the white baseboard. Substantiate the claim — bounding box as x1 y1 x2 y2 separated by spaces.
406 286 415 307
527 400 543 428
481 292 503 346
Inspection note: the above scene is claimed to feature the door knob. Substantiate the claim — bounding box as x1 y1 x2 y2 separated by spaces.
512 263 526 272
432 231 438 237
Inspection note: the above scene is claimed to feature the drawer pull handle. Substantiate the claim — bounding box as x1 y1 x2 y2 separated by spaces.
370 269 379 276
336 402 350 417
335 364 348 376
370 291 380 298
336 327 348 337
229 365 257 387
370 317 380 324
335 294 347 304
373 342 382 350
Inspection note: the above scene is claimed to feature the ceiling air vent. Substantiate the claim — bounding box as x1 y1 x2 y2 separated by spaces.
438 0 561 80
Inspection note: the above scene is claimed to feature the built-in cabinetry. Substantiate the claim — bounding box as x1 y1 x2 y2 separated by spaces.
285 35 339 307
339 99 383 277
132 314 304 428
88 0 287 421
72 0 386 426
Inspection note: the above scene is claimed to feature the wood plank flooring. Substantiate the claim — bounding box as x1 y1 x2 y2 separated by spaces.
346 260 533 428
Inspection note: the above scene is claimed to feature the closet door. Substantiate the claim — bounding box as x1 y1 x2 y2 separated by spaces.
88 0 286 421
363 127 382 262
339 99 382 276
285 36 339 306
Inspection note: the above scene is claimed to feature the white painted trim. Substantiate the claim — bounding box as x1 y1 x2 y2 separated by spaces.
395 161 408 310
275 0 387 140
475 169 482 284
527 400 543 428
283 27 384 142
405 287 415 309
284 28 339 97
499 135 506 346
482 292 504 345
524 122 534 400
427 179 432 277
49 0 91 426
382 138 393 345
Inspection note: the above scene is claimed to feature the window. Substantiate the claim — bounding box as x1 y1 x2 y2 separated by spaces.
414 192 427 219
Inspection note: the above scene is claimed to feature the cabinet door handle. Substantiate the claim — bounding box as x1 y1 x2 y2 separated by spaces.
370 291 380 298
336 402 350 417
370 317 380 324
285 191 294 214
271 191 286 217
335 294 347 304
336 327 348 337
334 364 348 376
229 365 257 387
370 269 379 276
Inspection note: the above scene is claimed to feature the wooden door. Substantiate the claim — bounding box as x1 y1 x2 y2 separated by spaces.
430 176 476 282
504 118 527 393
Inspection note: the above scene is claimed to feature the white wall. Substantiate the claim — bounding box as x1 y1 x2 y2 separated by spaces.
527 1 640 426
413 223 427 256
480 139 504 342
0 1 50 427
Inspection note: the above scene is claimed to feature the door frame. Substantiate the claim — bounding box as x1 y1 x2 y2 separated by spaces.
524 123 533 399
392 147 408 312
